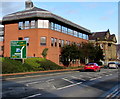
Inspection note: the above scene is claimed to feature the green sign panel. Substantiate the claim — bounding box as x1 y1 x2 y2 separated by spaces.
10 40 27 59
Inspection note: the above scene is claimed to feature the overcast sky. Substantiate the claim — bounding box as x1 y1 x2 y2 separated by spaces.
1 0 120 44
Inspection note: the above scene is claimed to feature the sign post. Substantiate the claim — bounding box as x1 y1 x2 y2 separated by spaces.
10 40 27 63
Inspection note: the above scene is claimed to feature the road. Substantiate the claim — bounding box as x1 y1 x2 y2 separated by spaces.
1 68 120 98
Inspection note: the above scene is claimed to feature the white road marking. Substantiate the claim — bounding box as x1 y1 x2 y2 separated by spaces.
71 76 86 81
62 78 74 83
88 76 93 78
90 78 97 81
26 81 42 86
106 75 109 76
57 82 82 90
97 76 102 79
46 79 54 82
109 74 112 76
22 93 42 99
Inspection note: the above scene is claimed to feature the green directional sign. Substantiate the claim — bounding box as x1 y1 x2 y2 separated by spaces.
10 40 27 59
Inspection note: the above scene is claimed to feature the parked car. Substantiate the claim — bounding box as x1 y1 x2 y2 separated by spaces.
108 62 119 69
84 63 101 72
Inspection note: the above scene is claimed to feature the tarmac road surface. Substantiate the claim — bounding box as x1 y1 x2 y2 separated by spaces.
1 68 120 98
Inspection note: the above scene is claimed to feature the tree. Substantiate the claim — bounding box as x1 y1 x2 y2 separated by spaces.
41 48 48 59
60 44 79 67
80 42 104 63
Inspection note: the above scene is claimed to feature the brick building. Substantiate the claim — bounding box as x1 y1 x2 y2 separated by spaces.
117 44 120 60
0 25 4 57
2 0 91 66
89 29 117 65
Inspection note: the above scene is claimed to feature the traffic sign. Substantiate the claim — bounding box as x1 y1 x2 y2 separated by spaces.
10 40 27 59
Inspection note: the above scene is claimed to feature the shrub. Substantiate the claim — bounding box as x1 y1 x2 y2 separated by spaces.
37 59 64 70
2 57 64 74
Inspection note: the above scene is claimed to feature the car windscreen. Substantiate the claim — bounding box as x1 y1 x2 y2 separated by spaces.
86 63 94 65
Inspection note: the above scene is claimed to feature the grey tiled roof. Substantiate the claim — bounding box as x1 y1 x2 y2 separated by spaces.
2 6 90 34
89 30 117 43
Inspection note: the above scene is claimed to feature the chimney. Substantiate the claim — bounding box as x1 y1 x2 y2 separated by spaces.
25 0 34 9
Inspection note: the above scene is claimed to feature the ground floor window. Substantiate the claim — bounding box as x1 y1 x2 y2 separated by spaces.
40 37 46 46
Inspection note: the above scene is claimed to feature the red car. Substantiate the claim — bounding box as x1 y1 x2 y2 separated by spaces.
84 63 101 72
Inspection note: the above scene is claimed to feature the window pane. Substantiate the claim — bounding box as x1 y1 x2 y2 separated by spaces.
74 31 77 37
54 38 57 47
40 37 46 45
25 21 30 29
43 20 49 28
0 37 4 41
59 39 61 47
24 37 29 46
31 20 36 28
51 22 54 30
61 40 64 47
24 37 29 43
51 38 54 46
19 22 24 30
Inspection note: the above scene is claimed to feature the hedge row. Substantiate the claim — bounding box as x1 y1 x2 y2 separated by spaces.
1 57 65 74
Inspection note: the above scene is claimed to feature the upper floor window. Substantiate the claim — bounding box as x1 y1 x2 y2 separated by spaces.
40 37 46 46
19 22 24 30
50 22 54 30
31 20 36 28
74 31 78 37
38 20 49 28
19 20 36 30
69 29 74 36
25 21 30 29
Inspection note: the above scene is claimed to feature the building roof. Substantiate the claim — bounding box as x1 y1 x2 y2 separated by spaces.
89 29 117 43
2 0 90 34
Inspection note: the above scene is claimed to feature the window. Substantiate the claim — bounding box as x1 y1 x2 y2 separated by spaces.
19 20 36 30
66 41 70 45
54 23 58 31
54 38 57 47
59 39 61 47
0 37 4 41
108 43 111 46
61 40 64 47
74 31 77 37
40 37 46 46
68 29 73 36
51 38 54 46
19 22 24 30
38 20 49 28
31 20 36 28
25 21 30 29
58 24 61 32
18 37 23 40
24 37 29 46
84 34 86 39
86 35 88 40
0 46 4 51
51 22 54 30
62 26 65 33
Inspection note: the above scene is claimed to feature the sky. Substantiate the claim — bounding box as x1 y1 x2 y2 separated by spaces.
1 0 120 44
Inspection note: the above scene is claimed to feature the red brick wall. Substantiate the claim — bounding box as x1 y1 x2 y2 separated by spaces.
4 23 88 66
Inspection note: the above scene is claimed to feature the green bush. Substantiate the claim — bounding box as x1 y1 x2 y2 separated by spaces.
37 59 64 70
2 57 64 74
